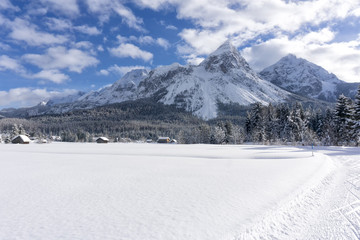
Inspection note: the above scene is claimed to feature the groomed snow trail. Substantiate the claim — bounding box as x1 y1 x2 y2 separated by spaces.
303 147 360 240
234 146 360 240
0 144 357 239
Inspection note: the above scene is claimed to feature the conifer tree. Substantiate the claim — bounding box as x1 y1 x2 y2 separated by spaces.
248 102 265 142
264 103 278 143
334 94 353 145
276 104 291 142
353 85 360 145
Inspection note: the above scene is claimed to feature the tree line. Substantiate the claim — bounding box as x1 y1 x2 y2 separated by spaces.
0 87 359 146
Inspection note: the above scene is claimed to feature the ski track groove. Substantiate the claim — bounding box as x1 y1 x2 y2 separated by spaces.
233 147 360 240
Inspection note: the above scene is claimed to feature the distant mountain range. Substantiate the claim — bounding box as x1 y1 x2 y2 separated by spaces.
1 41 359 119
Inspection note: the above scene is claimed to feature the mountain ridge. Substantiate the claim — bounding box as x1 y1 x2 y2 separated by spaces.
259 54 358 102
1 41 358 119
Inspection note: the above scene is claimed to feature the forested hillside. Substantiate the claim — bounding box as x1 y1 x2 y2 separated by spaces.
1 86 359 146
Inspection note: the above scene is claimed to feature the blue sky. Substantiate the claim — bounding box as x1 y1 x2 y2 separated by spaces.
1 0 360 108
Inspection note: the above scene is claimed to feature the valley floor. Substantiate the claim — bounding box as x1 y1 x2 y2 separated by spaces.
0 143 359 239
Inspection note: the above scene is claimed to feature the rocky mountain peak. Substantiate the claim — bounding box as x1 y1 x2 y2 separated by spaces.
200 40 252 73
259 54 358 102
113 68 148 89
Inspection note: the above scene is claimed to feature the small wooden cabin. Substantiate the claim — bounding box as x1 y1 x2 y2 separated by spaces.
11 135 31 144
157 137 170 143
96 137 109 143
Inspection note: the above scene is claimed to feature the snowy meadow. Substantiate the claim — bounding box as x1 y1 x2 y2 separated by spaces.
0 143 359 239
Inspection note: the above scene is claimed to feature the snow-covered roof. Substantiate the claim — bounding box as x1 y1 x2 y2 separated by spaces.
12 135 31 143
97 137 109 141
158 137 170 140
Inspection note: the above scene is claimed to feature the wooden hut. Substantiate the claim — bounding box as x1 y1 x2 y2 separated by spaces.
11 135 31 144
157 137 170 143
96 137 109 143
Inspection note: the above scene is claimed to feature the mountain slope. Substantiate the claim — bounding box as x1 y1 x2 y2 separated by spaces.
1 41 294 120
135 41 290 119
77 69 148 106
259 54 358 102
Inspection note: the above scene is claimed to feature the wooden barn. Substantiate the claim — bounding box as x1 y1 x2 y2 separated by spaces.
11 135 31 144
157 137 170 143
96 137 109 143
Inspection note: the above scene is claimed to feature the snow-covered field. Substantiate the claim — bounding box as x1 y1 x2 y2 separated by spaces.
0 143 359 240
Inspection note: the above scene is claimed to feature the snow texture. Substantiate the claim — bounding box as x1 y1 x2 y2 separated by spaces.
0 143 359 239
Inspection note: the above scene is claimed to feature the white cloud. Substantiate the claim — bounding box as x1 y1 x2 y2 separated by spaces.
85 0 144 31
74 25 101 35
132 0 169 11
184 54 205 65
116 35 129 43
155 38 170 49
0 0 19 11
109 43 153 62
46 17 101 36
4 18 68 46
0 55 68 84
32 69 70 84
166 25 177 30
0 55 24 73
134 0 360 63
296 28 336 45
27 7 48 16
117 35 170 49
73 41 94 50
39 0 79 17
45 18 72 31
0 88 79 108
138 36 170 49
23 46 99 73
98 64 149 76
159 20 177 30
131 0 360 83
0 42 11 50
98 69 109 76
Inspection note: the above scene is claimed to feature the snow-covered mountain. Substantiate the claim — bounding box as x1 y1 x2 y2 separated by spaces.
46 91 86 106
1 41 297 119
21 40 290 119
259 54 358 102
76 69 148 106
135 41 290 119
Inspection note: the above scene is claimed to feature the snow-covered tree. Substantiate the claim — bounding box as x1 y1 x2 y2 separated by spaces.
210 125 226 144
246 102 265 143
224 121 234 144
276 104 291 143
288 102 310 143
353 85 360 145
264 103 278 143
232 125 245 144
334 94 353 145
11 124 19 139
198 124 211 144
